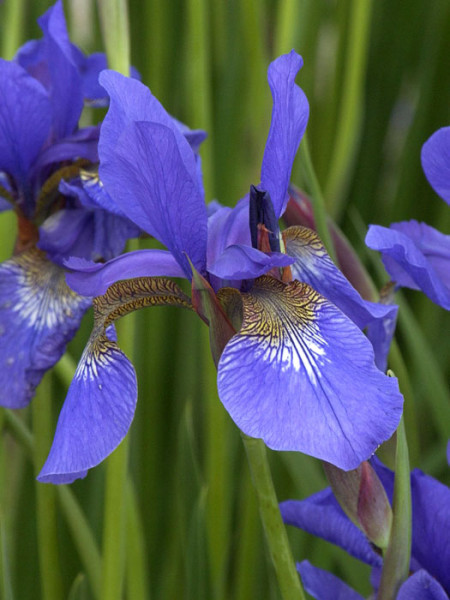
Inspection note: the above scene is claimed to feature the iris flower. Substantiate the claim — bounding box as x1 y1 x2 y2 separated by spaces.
38 51 403 484
0 1 142 409
366 126 450 310
280 458 450 599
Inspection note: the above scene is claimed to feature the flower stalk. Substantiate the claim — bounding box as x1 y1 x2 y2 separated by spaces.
32 374 64 600
242 434 306 600
299 135 337 263
377 414 412 599
96 2 133 598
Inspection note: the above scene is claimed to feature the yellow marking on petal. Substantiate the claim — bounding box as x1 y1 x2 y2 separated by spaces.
93 276 192 333
216 287 243 332
229 276 328 380
83 277 192 376
35 159 91 222
80 167 102 189
283 225 327 258
10 247 85 330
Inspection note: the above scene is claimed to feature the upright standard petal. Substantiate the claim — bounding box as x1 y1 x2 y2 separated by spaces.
366 223 450 310
0 60 51 186
0 248 91 408
99 70 203 179
260 51 309 218
421 126 450 205
37 0 84 138
284 226 398 330
100 121 207 276
38 276 192 483
217 276 403 469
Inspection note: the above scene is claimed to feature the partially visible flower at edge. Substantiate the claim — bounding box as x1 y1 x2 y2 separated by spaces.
0 1 200 410
37 50 403 484
366 126 450 311
280 457 450 599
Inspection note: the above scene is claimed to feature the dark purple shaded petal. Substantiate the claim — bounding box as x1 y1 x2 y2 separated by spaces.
260 51 309 218
100 120 207 277
59 177 140 254
0 249 90 408
208 244 294 281
421 127 450 205
65 250 186 296
38 208 94 262
38 204 138 263
33 125 100 174
410 469 450 593
217 276 403 468
0 60 51 185
365 223 450 310
398 570 449 600
37 0 83 139
15 39 49 86
280 491 381 566
297 561 364 600
284 226 398 330
37 333 137 484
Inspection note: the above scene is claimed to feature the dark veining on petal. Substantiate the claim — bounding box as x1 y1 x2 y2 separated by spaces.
93 276 192 332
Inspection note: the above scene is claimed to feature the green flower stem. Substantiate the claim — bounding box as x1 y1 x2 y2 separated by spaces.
0 508 13 600
32 373 64 600
3 410 102 600
58 487 103 600
125 479 149 600
100 349 130 600
1 0 25 59
325 0 372 218
242 434 306 600
96 5 132 597
96 0 131 75
387 340 419 467
377 416 412 600
274 0 300 55
299 135 337 263
55 353 77 387
186 0 214 200
204 328 233 597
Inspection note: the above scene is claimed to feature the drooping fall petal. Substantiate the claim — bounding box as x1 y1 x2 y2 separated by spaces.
217 276 403 469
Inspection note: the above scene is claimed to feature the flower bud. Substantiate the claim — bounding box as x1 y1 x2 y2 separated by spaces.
323 460 392 550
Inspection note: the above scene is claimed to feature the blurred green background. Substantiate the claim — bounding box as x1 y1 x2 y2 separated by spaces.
0 1 449 598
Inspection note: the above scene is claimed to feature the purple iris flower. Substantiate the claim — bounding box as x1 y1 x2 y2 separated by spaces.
38 50 403 484
366 126 450 310
280 458 450 599
0 1 141 409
